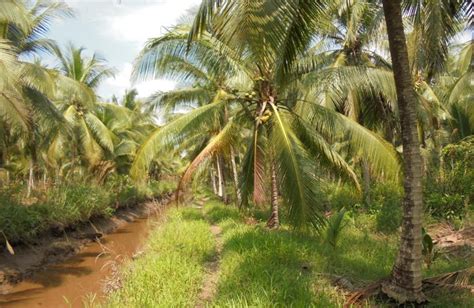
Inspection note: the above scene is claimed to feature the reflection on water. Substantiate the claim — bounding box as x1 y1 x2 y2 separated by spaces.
0 217 152 308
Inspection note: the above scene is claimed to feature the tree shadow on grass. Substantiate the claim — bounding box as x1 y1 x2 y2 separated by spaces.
204 205 242 225
325 232 396 283
179 208 206 222
213 227 336 306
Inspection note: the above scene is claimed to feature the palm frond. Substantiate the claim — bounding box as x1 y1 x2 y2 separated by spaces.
306 103 400 180
177 117 236 195
130 99 225 180
292 114 360 190
270 103 326 229
83 113 115 153
146 87 210 113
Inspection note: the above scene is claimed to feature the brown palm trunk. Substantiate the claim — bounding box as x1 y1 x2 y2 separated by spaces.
5 158 9 186
381 0 426 303
230 146 242 206
43 170 48 188
267 160 279 229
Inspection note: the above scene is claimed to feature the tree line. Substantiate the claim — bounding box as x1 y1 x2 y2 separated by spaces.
0 0 472 304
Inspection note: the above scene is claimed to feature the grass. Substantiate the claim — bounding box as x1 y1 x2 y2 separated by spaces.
0 177 175 244
105 198 473 307
106 207 215 307
205 202 391 307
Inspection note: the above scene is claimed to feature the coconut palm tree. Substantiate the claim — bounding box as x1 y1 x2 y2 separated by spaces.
384 5 469 299
132 29 248 203
97 90 158 175
48 43 116 177
334 0 472 303
1 0 73 194
380 0 426 303
131 12 400 229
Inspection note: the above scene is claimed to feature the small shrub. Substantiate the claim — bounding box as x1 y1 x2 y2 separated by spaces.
148 179 176 196
0 184 113 243
0 178 174 245
424 137 474 220
325 208 347 249
422 228 439 269
46 184 113 226
105 174 141 205
325 183 362 211
372 182 403 234
0 201 43 243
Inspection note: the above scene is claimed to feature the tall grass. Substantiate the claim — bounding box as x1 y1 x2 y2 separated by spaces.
0 176 175 244
106 208 215 307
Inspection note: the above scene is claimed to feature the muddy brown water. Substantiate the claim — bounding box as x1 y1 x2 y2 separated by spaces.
0 216 153 307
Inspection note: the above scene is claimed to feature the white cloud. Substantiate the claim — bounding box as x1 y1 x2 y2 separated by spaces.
59 0 201 98
105 62 175 97
104 0 201 45
135 79 176 97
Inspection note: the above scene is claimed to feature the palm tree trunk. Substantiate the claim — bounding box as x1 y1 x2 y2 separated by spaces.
210 168 218 195
56 167 62 185
4 156 9 186
216 155 227 202
267 160 279 229
27 162 35 198
43 170 47 188
230 146 242 206
381 0 426 303
26 146 38 198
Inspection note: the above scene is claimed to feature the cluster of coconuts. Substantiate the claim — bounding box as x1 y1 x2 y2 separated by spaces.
244 91 257 100
258 109 273 123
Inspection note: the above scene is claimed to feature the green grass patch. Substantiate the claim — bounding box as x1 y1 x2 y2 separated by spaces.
0 177 175 244
105 200 472 307
204 202 471 307
106 207 215 307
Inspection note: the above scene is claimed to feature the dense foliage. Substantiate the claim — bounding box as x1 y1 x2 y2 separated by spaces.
0 176 174 243
0 0 472 305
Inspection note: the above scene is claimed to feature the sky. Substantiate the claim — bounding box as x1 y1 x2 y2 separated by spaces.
47 0 202 100
45 1 471 101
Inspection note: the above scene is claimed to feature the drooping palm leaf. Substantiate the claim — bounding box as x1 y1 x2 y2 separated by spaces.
130 99 226 180
177 117 236 196
269 102 326 229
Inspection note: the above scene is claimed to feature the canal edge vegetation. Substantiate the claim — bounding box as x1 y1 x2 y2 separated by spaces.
0 178 175 288
0 177 175 246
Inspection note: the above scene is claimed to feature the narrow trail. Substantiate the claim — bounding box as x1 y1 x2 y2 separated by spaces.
195 199 222 308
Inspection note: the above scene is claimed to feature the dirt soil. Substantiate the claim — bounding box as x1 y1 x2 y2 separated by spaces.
428 223 474 257
0 194 171 292
195 224 222 308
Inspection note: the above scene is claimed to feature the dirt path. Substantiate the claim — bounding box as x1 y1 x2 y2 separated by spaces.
195 200 222 308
